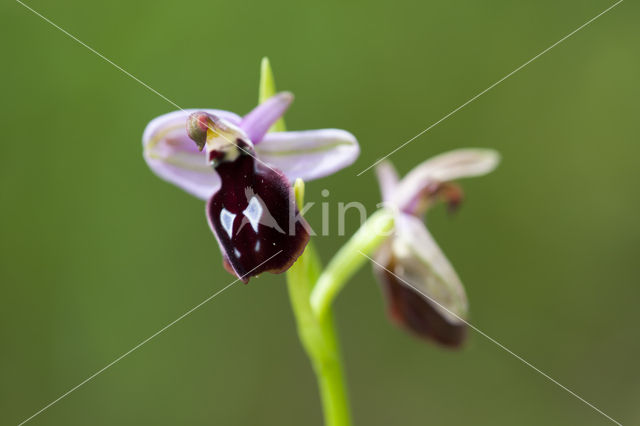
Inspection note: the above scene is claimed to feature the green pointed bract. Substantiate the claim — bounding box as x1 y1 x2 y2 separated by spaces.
259 57 287 133
294 178 305 210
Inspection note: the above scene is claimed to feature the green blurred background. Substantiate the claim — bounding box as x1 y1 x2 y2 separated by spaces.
1 0 639 424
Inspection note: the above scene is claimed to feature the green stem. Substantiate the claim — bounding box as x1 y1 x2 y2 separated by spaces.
261 60 347 424
286 207 394 426
286 242 351 426
262 59 392 426
310 209 395 320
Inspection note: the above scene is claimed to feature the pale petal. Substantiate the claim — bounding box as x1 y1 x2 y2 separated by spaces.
142 109 241 200
241 92 293 143
373 213 468 346
255 129 359 182
375 161 400 204
394 148 500 210
394 213 468 321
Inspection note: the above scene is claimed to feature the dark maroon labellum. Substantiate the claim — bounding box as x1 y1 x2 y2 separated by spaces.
207 152 310 283
376 252 466 348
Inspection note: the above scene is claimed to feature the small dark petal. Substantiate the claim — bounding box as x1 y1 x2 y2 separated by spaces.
408 182 464 216
376 253 467 348
440 183 464 214
206 153 310 282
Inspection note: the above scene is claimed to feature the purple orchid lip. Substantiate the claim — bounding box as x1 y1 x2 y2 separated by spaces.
182 104 311 282
206 152 310 282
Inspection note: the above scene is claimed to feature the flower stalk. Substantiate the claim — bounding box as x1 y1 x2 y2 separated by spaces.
260 58 391 426
310 209 395 319
259 55 353 420
256 63 353 424
287 181 394 426
285 195 351 425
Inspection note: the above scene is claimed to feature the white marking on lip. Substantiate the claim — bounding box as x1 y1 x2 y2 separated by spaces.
242 196 263 233
220 208 236 238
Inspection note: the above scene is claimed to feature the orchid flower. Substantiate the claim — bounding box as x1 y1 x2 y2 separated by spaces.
142 92 359 282
141 59 502 426
373 149 500 346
